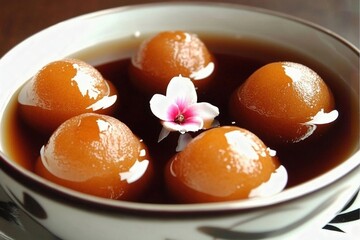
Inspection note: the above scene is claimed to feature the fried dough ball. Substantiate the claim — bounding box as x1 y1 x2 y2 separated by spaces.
230 62 337 144
18 59 117 133
130 31 216 94
165 126 279 203
35 113 152 200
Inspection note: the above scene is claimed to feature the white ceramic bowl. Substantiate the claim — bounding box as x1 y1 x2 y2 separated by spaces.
0 2 359 240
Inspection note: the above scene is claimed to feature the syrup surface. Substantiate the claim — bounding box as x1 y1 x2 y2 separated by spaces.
2 35 359 203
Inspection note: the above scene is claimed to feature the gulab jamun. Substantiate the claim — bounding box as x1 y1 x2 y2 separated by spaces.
230 62 338 144
18 58 118 133
165 126 281 203
35 113 152 200
130 31 216 94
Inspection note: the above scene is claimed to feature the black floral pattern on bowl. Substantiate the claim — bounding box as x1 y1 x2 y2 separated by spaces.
0 188 359 239
6 187 47 220
323 191 359 233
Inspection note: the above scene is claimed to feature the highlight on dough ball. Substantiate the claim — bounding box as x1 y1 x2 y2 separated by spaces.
35 113 153 200
18 58 118 133
130 31 216 94
165 126 287 203
230 61 338 144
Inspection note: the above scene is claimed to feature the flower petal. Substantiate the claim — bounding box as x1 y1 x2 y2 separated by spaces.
158 127 171 142
150 94 177 121
162 121 184 132
162 116 203 133
166 76 197 105
185 102 219 121
176 133 193 152
181 116 204 132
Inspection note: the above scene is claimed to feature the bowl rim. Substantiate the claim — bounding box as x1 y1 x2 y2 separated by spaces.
0 1 359 215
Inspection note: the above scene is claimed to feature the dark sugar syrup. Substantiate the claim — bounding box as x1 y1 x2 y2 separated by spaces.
2 34 359 203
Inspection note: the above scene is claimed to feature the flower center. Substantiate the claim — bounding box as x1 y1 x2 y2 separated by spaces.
175 114 185 124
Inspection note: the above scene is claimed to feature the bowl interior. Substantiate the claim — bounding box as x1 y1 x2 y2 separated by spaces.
0 2 359 212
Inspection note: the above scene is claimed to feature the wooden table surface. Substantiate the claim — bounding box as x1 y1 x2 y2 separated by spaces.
0 0 359 57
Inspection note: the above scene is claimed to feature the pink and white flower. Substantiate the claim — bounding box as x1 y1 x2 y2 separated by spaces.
150 75 219 142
